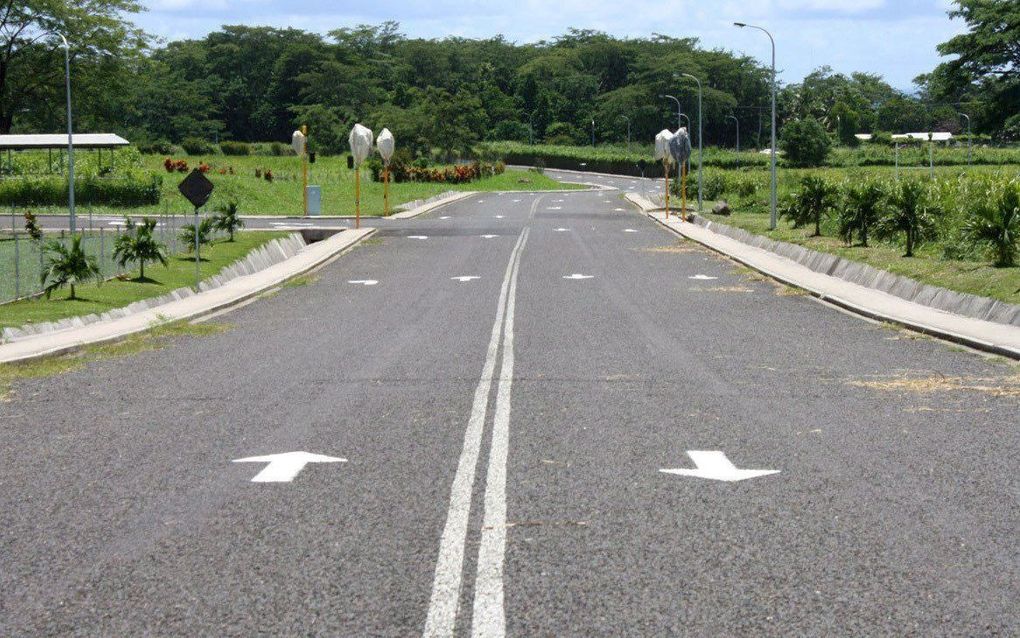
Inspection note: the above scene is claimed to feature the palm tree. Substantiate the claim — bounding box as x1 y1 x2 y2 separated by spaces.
213 199 245 241
780 175 836 236
965 179 1020 267
180 217 214 254
878 179 938 257
113 217 168 280
40 235 103 300
838 179 887 247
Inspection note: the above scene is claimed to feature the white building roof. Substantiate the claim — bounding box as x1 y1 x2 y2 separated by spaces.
0 133 130 150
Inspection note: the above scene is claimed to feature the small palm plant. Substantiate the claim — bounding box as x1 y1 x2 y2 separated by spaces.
780 175 837 236
40 234 102 300
180 217 214 254
213 199 245 241
878 179 938 257
837 179 887 247
113 216 168 280
965 179 1020 267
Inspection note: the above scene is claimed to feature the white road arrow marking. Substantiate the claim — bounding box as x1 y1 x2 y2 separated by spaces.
233 451 347 483
689 274 718 280
452 276 480 282
481 234 498 239
348 279 378 286
660 451 779 483
408 235 429 239
563 274 594 280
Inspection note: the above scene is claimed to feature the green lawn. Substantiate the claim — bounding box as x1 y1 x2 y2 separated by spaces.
15 155 579 217
701 208 1020 305
1 231 288 330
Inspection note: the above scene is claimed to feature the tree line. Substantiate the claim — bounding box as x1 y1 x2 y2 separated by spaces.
3 1 1017 156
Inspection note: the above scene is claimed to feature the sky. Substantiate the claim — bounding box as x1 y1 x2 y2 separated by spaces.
135 0 966 90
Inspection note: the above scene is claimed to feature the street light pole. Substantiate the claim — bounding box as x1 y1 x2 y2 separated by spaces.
682 73 703 212
660 95 682 131
56 34 76 234
727 115 740 152
958 112 971 166
735 22 777 230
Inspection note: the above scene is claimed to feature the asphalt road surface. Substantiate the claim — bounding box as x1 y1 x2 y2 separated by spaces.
2 184 1018 636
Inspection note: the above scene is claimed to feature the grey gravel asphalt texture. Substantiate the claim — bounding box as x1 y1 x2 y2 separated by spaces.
2 170 1019 636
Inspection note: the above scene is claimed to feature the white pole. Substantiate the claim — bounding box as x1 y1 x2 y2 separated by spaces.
58 34 75 234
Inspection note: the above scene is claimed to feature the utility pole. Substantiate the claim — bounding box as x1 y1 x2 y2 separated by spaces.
735 22 777 230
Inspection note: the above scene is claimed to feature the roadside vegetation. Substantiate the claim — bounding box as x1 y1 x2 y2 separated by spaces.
1 231 288 330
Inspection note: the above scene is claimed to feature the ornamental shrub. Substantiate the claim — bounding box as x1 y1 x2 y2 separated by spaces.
219 141 252 156
780 117 832 168
181 137 215 155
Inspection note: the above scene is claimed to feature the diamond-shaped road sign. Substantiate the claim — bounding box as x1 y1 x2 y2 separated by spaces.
178 169 215 209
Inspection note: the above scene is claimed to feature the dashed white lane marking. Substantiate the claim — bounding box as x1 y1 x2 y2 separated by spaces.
623 229 639 233
512 199 521 203
546 207 562 210
495 215 505 219
563 273 594 280
689 274 718 280
425 229 530 637
440 216 451 220
108 220 165 227
614 208 627 212
408 235 429 239
269 222 312 227
348 279 378 286
554 228 570 232
481 234 498 239
451 276 480 282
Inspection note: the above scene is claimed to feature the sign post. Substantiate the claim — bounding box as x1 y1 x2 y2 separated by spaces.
377 129 396 216
348 124 374 229
292 127 308 216
178 169 215 290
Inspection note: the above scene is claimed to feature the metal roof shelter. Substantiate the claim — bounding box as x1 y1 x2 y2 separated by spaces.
0 133 129 150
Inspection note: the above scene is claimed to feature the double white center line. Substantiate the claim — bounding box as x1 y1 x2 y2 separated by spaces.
424 224 531 638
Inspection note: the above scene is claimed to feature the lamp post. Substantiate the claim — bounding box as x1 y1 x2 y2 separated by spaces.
681 73 703 212
619 115 631 148
53 34 76 234
660 94 682 131
958 112 971 166
727 115 740 152
735 22 777 230
678 113 691 130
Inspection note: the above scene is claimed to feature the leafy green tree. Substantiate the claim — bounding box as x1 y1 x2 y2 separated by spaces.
0 0 146 134
213 200 245 241
780 117 832 168
180 218 214 254
113 217 167 280
964 179 1020 267
780 175 837 236
40 235 102 300
877 180 938 257
838 179 887 247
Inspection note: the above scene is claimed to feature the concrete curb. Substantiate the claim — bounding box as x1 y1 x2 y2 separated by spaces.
387 191 477 219
625 192 1020 359
0 228 376 364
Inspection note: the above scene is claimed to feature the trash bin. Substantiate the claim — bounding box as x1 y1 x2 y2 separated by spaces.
306 185 321 216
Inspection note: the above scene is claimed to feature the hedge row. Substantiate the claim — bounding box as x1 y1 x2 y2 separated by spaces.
0 171 162 207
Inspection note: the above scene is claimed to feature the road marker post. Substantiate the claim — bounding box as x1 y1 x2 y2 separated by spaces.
177 169 215 290
681 161 688 221
664 160 670 219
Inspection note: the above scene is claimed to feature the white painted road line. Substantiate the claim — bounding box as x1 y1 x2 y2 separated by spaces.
471 226 527 638
623 229 639 233
232 451 346 483
660 451 780 482
689 274 718 280
348 279 378 286
408 235 429 240
546 207 562 210
481 235 498 239
451 276 481 283
440 216 451 220
554 228 570 232
424 229 529 638
495 215 505 219
563 274 594 280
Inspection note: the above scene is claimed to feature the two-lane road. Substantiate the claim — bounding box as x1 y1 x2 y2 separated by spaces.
2 186 1017 635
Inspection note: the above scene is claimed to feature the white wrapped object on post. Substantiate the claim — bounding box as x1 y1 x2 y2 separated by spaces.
349 123 374 167
654 129 675 164
291 130 306 156
376 128 395 165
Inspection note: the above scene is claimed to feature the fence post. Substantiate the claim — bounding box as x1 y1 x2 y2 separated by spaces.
13 230 20 299
100 226 106 275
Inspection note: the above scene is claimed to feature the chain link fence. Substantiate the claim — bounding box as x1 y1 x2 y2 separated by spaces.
1 206 195 305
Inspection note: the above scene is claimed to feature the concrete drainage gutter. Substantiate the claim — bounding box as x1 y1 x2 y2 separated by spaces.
625 192 1020 359
0 228 376 364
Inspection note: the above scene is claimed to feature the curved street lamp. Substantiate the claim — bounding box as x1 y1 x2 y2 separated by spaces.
681 73 703 212
727 115 740 152
660 95 683 132
734 22 777 230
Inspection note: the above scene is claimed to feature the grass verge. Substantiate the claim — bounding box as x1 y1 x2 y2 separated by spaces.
1 231 288 330
0 320 230 400
702 209 1020 304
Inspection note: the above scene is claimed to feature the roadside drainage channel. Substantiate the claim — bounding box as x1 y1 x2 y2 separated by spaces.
2 233 308 344
685 214 1020 329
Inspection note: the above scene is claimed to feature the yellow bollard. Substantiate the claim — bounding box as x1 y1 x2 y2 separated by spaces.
681 162 687 221
664 160 670 219
384 166 390 216
355 168 361 229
